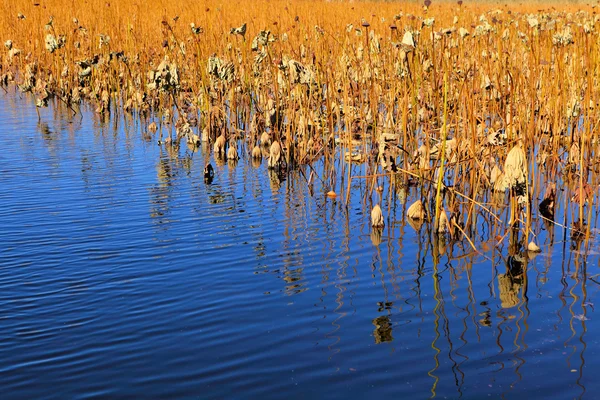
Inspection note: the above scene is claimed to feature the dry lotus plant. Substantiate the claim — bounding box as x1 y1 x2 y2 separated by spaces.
493 171 507 192
571 183 592 205
490 165 502 187
227 142 239 160
230 23 247 39
527 241 541 252
371 204 385 228
568 142 580 165
503 141 527 190
414 145 430 170
407 200 427 220
187 132 201 147
260 131 271 147
429 138 457 161
214 134 226 155
252 145 262 159
436 209 451 234
268 141 282 169
539 183 556 218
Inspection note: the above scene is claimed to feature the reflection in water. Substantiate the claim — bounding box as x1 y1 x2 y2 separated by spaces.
373 315 393 344
227 158 239 169
434 234 447 257
80 151 96 191
181 154 194 175
38 121 53 137
204 163 214 184
214 154 226 167
498 254 525 309
186 142 199 155
268 169 285 194
150 152 180 223
407 215 424 232
371 227 383 247
282 267 307 296
156 159 174 184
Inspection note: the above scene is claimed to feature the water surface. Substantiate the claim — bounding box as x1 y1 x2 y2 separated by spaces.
1 92 599 399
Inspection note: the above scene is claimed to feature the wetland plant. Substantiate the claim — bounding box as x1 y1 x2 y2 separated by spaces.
2 0 600 251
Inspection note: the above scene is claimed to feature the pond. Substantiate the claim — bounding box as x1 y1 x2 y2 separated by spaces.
1 91 599 399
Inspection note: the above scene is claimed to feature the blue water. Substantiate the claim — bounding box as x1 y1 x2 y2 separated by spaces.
1 91 600 399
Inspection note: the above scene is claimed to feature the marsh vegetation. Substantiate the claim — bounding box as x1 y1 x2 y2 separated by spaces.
2 0 600 258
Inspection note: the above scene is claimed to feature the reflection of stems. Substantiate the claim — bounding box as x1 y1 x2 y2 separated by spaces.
455 278 469 389
428 263 441 398
415 229 425 317
509 264 529 392
577 258 588 397
565 251 578 371
496 312 506 362
466 259 480 343
440 262 462 396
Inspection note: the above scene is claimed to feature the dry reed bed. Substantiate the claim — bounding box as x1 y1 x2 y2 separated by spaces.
2 0 600 252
